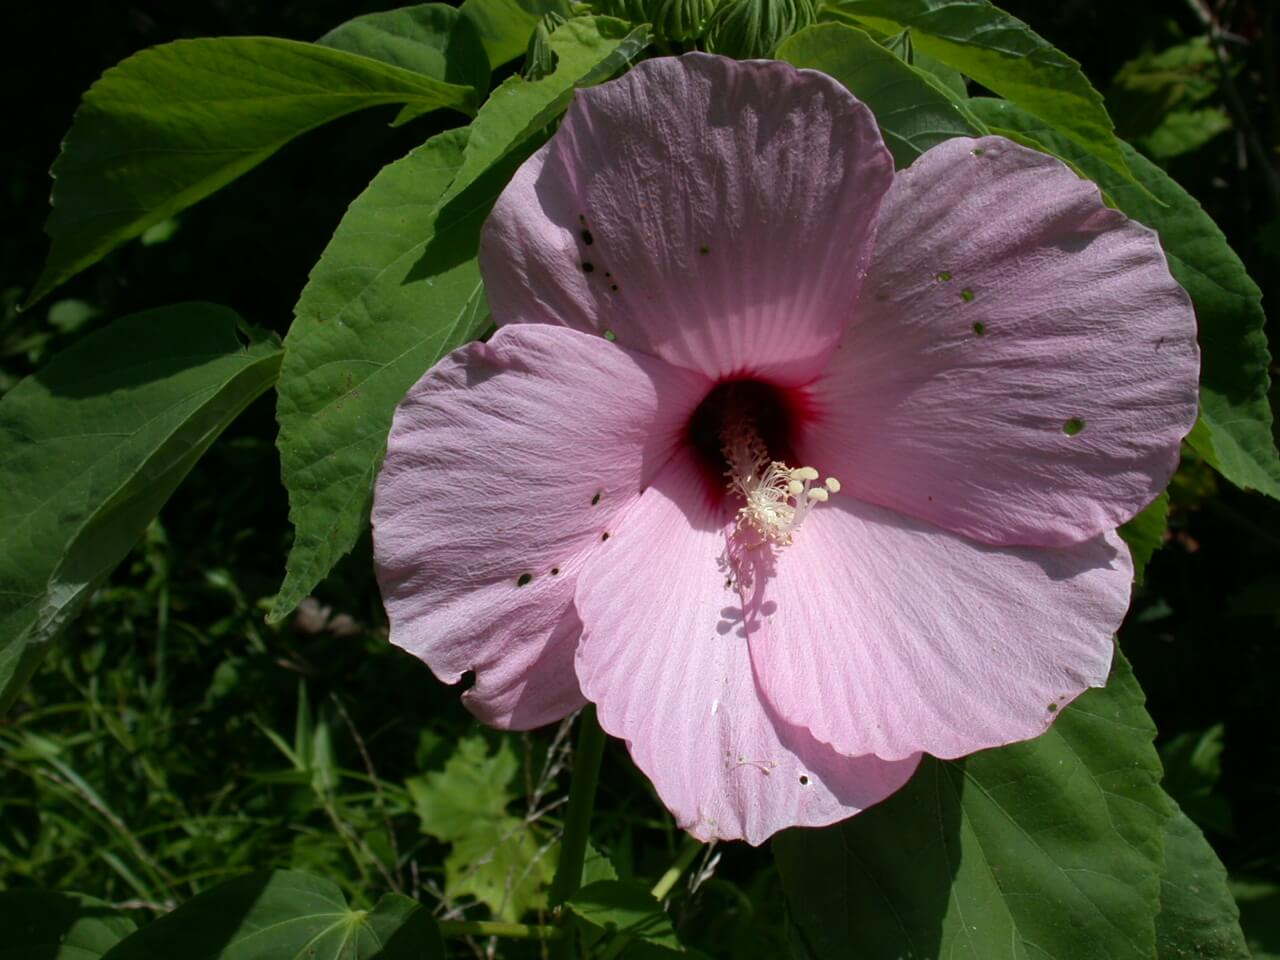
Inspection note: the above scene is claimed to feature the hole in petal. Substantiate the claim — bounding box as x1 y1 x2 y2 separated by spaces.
972 147 986 156
551 567 561 576
972 321 986 336
601 532 610 542
602 330 616 341
516 572 533 587
961 288 975 302
936 270 952 282
1063 417 1086 436
799 774 810 785
591 491 602 505
1047 703 1058 713
582 261 595 273
699 244 711 256
581 229 594 245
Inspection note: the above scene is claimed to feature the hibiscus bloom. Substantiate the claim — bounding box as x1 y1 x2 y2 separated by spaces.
373 54 1198 843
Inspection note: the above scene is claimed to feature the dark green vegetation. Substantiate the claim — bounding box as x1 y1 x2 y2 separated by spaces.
2 1 1278 958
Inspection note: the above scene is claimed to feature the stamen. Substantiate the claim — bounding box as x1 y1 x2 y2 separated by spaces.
719 414 838 553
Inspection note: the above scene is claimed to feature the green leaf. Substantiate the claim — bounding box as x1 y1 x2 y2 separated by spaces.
1231 876 1280 960
566 880 682 952
778 23 983 167
0 304 281 713
1154 808 1249 959
1160 723 1233 836
317 3 491 94
1141 108 1231 160
461 0 562 68
822 0 1134 184
0 891 136 960
407 736 553 920
270 15 650 621
967 97 1280 499
26 38 477 307
775 650 1169 960
1119 492 1169 584
98 872 444 959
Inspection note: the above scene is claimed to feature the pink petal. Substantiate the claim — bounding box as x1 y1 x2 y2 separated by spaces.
808 135 1199 547
745 498 1132 762
574 448 920 844
372 324 708 730
479 53 894 385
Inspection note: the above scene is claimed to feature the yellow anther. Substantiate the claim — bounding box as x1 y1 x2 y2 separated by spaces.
807 488 829 503
825 477 841 493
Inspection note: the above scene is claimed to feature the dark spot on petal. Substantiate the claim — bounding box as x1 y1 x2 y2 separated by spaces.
604 270 611 277
578 213 587 225
600 532 610 541
699 244 710 255
961 288 975 302
581 229 594 245
875 291 890 301
582 261 595 273
927 495 934 501
972 321 986 336
1047 703 1058 713
551 567 560 576
591 491 602 505
1063 417 1086 436
610 284 619 292
936 270 952 282
516 573 533 587
799 775 810 785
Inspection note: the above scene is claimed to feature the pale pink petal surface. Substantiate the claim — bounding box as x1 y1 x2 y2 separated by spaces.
479 53 894 385
373 324 708 729
574 449 920 844
744 499 1132 762
809 135 1199 547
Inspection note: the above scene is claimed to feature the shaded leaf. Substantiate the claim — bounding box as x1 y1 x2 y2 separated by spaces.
823 0 1134 183
317 3 491 94
1231 876 1280 960
26 38 476 306
98 872 444 959
1154 808 1249 959
566 880 682 952
775 650 1169 960
0 891 136 960
461 0 562 68
779 22 983 167
1119 492 1169 584
968 97 1280 499
0 304 281 712
271 16 650 620
1160 723 1233 836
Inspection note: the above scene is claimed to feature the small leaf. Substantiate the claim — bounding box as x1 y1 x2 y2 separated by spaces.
26 38 476 306
1230 876 1280 960
778 22 983 167
775 650 1169 960
97 872 444 960
0 891 136 960
271 16 651 621
1119 492 1169 584
823 0 1136 185
317 3 491 94
1160 723 1233 836
0 304 281 712
408 736 521 841
1155 808 1249 959
968 96 1280 500
461 0 563 68
566 880 682 952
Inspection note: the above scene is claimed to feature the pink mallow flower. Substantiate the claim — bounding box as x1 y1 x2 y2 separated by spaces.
373 54 1199 844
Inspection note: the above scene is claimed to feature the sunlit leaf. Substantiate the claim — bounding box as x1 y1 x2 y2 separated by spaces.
26 38 476 306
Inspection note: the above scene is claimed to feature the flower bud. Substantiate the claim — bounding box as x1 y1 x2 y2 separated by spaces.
705 0 815 59
523 11 569 80
653 0 717 42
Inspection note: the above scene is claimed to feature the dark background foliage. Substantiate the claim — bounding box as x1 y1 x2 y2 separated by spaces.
2 1 1277 956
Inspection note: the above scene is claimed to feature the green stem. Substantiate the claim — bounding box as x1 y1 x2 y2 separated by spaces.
650 836 705 901
438 920 563 941
549 705 607 908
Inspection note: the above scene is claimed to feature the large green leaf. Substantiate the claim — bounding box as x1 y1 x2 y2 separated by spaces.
0 891 136 960
26 37 477 307
968 97 1280 499
778 23 983 167
1154 808 1249 959
822 0 1134 183
98 871 444 959
775 651 1169 960
566 881 682 954
271 16 650 621
317 3 491 94
0 304 281 712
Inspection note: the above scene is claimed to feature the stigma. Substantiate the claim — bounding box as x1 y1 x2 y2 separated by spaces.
720 415 839 549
